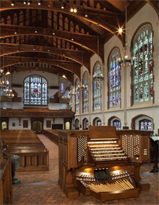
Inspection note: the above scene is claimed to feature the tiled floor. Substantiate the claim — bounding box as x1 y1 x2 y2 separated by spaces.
12 135 159 205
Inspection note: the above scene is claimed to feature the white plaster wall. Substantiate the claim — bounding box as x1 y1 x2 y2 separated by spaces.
9 118 31 130
78 3 159 133
48 103 69 110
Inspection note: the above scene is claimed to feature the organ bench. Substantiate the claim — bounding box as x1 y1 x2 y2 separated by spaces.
58 126 152 201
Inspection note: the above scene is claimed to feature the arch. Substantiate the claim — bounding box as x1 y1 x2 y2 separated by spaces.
70 21 74 32
59 13 63 31
0 18 5 24
19 10 24 26
93 117 101 126
64 17 68 31
108 116 121 130
108 47 121 108
7 15 11 24
131 114 153 130
75 118 79 130
23 74 48 106
82 118 89 130
13 13 18 25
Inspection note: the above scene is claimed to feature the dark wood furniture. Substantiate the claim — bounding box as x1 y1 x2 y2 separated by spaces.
43 130 59 145
58 126 151 201
0 130 49 171
0 152 13 205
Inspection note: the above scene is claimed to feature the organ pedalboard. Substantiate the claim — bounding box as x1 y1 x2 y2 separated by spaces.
75 168 139 201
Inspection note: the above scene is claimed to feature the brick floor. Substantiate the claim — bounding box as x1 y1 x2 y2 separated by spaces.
11 134 159 205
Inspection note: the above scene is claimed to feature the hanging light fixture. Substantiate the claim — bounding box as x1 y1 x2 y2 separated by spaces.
118 6 136 67
93 30 104 81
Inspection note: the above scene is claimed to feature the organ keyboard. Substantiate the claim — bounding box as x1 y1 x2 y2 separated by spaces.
58 126 151 201
88 138 128 161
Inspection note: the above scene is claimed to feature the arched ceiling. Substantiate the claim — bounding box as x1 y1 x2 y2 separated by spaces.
0 0 158 82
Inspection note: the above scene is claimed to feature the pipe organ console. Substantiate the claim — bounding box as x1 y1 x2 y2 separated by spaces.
58 126 152 201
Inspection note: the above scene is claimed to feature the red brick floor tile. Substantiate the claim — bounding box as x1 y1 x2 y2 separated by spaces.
11 134 159 205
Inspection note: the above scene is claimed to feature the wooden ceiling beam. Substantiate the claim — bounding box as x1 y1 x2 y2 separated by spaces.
1 56 81 78
0 0 123 45
0 43 91 71
0 24 104 61
9 65 73 82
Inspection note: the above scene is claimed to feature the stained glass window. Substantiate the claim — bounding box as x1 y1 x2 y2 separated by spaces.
82 72 89 113
108 48 121 108
139 119 152 131
75 79 80 113
61 83 64 93
93 62 102 111
132 24 153 103
69 84 72 108
113 119 121 130
24 75 47 105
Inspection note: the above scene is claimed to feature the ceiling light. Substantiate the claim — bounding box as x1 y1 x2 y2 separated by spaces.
61 6 64 9
11 3 14 6
5 71 10 75
14 31 17 34
28 2 30 5
74 8 77 13
23 1 26 5
71 38 74 41
118 27 123 34
70 8 74 13
48 49 50 52
62 74 67 79
35 30 37 33
33 48 35 51
52 32 55 35
38 2 41 6
85 14 88 18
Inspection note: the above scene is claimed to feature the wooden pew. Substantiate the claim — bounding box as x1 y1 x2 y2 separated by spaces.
43 130 59 145
0 130 49 172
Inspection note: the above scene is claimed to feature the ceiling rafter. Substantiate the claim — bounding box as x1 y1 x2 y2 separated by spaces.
1 56 81 78
7 65 73 82
0 1 124 43
0 43 91 70
0 24 104 60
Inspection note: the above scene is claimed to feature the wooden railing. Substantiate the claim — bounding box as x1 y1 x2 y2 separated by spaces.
0 152 12 205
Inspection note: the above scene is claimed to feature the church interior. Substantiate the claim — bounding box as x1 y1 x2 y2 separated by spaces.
0 0 159 204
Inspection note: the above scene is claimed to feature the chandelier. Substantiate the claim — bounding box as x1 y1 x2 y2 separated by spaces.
93 73 104 81
3 88 14 98
118 6 136 67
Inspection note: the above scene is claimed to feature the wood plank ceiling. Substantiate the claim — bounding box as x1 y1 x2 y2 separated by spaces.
0 0 158 82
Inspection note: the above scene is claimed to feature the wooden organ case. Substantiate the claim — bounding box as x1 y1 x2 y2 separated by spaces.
58 126 151 201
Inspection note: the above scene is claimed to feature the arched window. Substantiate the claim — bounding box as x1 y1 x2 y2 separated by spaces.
139 119 152 131
113 119 121 130
82 72 89 113
93 117 101 126
132 24 153 103
83 118 88 130
24 75 47 105
93 62 102 111
108 48 121 108
69 84 72 108
75 79 80 113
